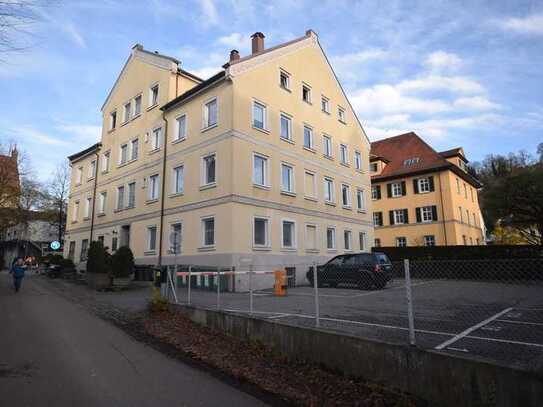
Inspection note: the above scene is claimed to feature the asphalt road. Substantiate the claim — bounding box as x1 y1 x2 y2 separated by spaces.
0 272 266 407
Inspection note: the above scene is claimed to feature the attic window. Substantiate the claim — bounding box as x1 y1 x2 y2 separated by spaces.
403 157 420 166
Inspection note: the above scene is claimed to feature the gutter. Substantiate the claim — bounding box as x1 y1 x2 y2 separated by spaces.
89 149 100 243
438 172 448 245
157 111 169 268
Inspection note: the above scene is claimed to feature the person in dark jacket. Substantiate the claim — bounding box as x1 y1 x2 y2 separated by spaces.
9 258 26 293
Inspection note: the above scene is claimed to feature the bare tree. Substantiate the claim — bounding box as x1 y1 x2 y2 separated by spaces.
43 161 70 242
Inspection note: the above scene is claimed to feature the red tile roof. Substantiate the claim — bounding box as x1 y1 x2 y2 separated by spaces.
370 132 481 187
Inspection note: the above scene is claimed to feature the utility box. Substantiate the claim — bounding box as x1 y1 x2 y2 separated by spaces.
274 270 287 296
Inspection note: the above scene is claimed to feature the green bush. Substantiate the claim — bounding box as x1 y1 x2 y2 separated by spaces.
148 287 169 313
60 258 75 271
110 246 134 278
42 254 63 265
86 241 111 274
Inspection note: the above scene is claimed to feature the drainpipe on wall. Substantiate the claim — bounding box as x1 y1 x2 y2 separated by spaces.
438 172 448 245
157 111 169 268
89 150 100 243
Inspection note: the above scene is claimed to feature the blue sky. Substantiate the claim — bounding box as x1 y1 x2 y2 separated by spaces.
0 0 542 181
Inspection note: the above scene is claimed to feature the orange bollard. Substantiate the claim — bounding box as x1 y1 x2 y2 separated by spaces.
274 269 287 296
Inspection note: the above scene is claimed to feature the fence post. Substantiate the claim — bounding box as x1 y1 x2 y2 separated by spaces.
404 259 416 346
313 262 320 328
217 267 221 310
187 265 192 306
249 264 253 315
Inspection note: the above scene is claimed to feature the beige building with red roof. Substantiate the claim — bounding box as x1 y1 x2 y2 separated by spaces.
370 132 485 247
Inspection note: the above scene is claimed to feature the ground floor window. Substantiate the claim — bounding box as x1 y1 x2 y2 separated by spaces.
424 235 435 246
147 226 157 252
326 227 336 250
374 238 381 248
202 217 215 247
359 231 367 251
395 236 407 247
253 217 269 247
282 220 296 248
344 230 352 251
170 223 182 254
68 241 75 260
306 224 317 251
80 239 89 261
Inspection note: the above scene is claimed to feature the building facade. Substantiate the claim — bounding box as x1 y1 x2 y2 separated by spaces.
64 31 373 284
370 132 485 247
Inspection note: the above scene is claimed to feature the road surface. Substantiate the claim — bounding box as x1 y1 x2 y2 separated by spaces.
0 272 266 406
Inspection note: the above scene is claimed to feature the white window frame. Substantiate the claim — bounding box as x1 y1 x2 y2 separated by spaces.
418 178 430 193
303 125 314 150
72 201 79 222
172 165 184 195
359 231 367 251
302 82 312 104
421 206 433 222
253 216 270 248
321 95 330 113
123 101 131 123
88 160 96 179
326 227 336 250
131 138 139 161
84 197 91 218
279 113 292 141
344 230 352 251
323 134 333 158
101 151 110 173
338 106 346 123
202 96 218 130
201 216 215 248
281 219 297 249
149 83 159 108
396 237 407 247
148 174 159 201
341 183 351 208
340 144 349 165
127 182 136 208
373 212 382 226
116 186 124 210
304 170 317 200
174 114 187 142
98 192 106 214
371 185 379 200
119 143 128 165
305 223 318 251
76 166 83 184
133 94 142 117
356 188 366 212
354 151 362 171
279 69 290 90
252 100 267 131
252 153 269 188
280 163 295 194
424 235 436 246
201 153 217 187
370 162 378 172
324 177 335 203
147 226 157 252
151 127 162 151
391 182 403 197
393 209 406 225
109 111 117 131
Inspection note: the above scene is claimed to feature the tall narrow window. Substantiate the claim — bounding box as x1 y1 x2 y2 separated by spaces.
304 171 316 199
340 144 348 165
203 98 218 128
202 154 216 185
341 184 351 207
84 197 91 218
396 237 407 247
127 182 136 208
373 212 383 226
281 163 294 193
99 192 107 214
117 186 124 209
151 128 161 150
344 230 352 251
338 106 346 123
354 151 362 170
147 226 157 251
280 113 292 141
306 224 317 251
149 174 159 200
123 101 131 123
131 139 139 160
303 125 313 149
173 165 184 194
170 223 182 254
202 217 215 247
175 114 187 141
282 220 295 248
134 95 142 116
150 84 159 107
252 101 266 130
321 96 330 113
279 70 290 90
109 111 117 130
88 160 96 179
323 135 332 158
302 84 311 103
359 232 367 251
101 151 110 172
356 189 365 211
253 217 269 247
253 154 268 187
424 235 436 246
73 201 79 221
326 227 336 249
80 239 89 261
120 144 128 164
324 177 334 202
76 167 83 184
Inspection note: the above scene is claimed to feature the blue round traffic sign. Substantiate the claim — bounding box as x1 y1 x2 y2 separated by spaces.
50 241 61 250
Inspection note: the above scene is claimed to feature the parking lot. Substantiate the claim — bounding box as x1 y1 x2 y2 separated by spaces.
173 277 543 371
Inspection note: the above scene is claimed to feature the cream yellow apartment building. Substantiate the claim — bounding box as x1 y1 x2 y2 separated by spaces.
370 132 485 247
64 31 373 284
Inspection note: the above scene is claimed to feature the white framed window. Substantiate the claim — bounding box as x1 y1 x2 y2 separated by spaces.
304 170 317 199
356 189 366 211
374 238 381 248
148 174 159 200
253 217 270 247
418 178 430 193
373 212 383 226
302 83 311 103
201 217 215 247
151 127 161 151
321 96 330 113
391 182 403 197
76 166 83 184
338 106 346 123
359 231 367 251
303 125 314 150
175 114 187 142
459 206 463 222
252 101 267 130
354 151 362 170
120 144 128 164
147 226 157 251
370 162 378 172
281 219 296 249
396 237 407 247
253 153 268 187
84 197 91 218
393 209 406 224
170 222 182 254
116 186 125 209
326 227 336 250
280 113 292 141
109 111 117 130
131 138 139 160
305 224 317 251
101 151 110 173
340 144 348 165
279 69 290 90
202 97 218 129
371 185 380 200
127 182 136 208
149 83 159 107
344 230 352 251
72 201 79 222
123 101 131 123
201 153 216 186
172 165 184 194
281 163 295 194
424 235 436 246
323 135 332 158
421 206 433 222
98 192 106 214
324 177 335 203
341 184 351 208
88 160 96 179
134 94 142 116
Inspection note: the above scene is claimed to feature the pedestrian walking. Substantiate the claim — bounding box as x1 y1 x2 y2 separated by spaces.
9 258 26 293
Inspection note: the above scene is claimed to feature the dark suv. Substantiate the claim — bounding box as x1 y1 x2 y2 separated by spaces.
306 252 393 289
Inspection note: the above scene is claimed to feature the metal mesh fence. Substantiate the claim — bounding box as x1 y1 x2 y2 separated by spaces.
164 257 543 370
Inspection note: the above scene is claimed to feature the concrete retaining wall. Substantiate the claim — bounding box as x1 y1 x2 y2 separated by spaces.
174 305 543 407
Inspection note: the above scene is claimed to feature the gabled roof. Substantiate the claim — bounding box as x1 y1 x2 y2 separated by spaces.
370 132 481 188
161 71 226 111
439 147 468 162
68 143 101 163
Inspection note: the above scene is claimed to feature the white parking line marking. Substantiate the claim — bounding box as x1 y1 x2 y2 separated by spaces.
496 319 543 327
435 307 513 350
446 347 469 353
465 335 543 348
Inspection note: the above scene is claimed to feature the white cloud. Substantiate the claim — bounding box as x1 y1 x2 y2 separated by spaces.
216 32 248 51
498 14 543 35
425 51 463 72
198 0 219 26
191 66 221 79
56 124 101 144
63 22 86 48
453 96 500 111
332 48 388 66
397 75 484 94
11 127 70 147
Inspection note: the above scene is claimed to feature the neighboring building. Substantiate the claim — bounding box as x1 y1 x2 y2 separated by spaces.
0 147 20 209
370 132 484 247
64 31 373 286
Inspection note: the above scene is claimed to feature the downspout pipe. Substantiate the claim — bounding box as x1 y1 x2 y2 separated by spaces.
157 111 169 268
89 149 100 243
438 172 448 245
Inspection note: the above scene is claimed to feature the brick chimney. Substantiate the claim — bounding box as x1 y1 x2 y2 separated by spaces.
229 49 240 62
251 32 265 54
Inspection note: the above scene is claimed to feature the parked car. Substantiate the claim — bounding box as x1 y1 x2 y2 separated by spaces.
306 252 393 289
